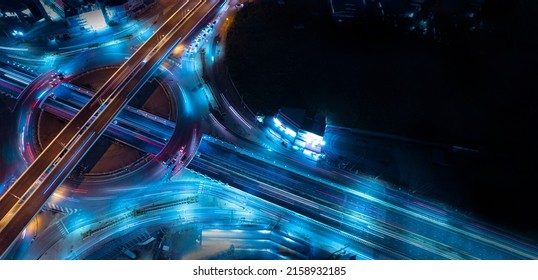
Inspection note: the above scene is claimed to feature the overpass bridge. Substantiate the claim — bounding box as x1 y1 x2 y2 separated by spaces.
0 0 226 257
0 59 175 155
42 82 174 154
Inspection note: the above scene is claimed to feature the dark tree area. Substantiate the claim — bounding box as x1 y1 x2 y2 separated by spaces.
225 0 538 241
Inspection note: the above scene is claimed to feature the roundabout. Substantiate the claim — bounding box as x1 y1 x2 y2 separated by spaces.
14 53 201 197
1 0 537 262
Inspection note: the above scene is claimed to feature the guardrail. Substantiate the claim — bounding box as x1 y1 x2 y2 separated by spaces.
81 196 198 239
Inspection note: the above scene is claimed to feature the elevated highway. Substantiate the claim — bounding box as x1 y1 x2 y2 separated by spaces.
187 136 538 259
0 0 226 257
42 82 175 154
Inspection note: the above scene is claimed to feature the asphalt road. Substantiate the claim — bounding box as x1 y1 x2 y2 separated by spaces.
41 83 174 154
187 136 538 259
0 0 225 257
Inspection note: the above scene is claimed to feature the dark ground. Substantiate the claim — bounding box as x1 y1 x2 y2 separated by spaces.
225 0 538 241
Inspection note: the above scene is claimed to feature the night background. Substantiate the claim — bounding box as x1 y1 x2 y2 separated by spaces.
0 0 537 260
225 0 538 240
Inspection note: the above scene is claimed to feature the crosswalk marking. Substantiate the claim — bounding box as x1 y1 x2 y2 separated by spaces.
45 203 79 215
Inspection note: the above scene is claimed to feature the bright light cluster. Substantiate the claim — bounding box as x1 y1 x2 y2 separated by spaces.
11 30 24 37
186 20 217 55
273 117 297 138
298 130 324 147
